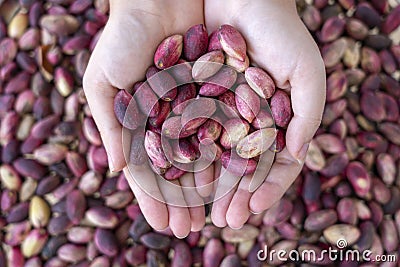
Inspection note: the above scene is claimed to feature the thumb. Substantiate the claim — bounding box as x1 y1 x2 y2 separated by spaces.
83 69 126 172
285 56 326 162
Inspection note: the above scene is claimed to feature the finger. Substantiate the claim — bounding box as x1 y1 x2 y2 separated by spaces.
214 160 222 180
213 160 222 195
180 173 206 232
158 179 191 238
248 149 275 192
226 175 252 229
83 69 125 172
211 167 241 227
188 205 206 232
194 161 214 198
249 148 302 214
123 165 169 230
286 53 326 162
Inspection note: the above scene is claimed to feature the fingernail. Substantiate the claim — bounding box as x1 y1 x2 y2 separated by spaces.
230 225 244 230
108 155 116 172
158 225 170 232
175 233 189 239
296 143 310 164
249 209 262 215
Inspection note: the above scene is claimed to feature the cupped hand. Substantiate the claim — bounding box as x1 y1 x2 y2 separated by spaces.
205 0 326 228
83 0 206 237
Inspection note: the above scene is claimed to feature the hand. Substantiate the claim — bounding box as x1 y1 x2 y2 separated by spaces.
205 0 326 228
83 0 206 237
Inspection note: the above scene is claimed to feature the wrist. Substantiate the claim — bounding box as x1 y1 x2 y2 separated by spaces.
108 1 204 36
109 0 166 18
227 0 297 17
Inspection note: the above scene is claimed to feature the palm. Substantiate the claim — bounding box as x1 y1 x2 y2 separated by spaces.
84 4 207 237
84 0 326 235
205 0 326 228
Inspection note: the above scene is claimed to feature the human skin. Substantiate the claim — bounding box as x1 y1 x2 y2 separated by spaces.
205 0 326 229
83 0 207 238
83 0 326 236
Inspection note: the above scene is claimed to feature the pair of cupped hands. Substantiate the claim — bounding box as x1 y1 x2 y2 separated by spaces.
83 0 326 238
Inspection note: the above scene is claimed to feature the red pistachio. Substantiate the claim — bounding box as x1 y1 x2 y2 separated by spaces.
346 161 371 198
183 24 208 61
154 35 183 69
